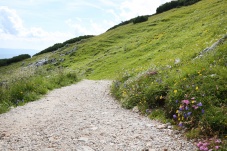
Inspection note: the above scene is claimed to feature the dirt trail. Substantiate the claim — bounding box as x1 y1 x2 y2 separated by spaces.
0 80 196 151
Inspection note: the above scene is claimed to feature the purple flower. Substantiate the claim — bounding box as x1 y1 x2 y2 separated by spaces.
182 100 190 105
184 114 188 118
187 112 192 116
185 106 189 110
197 102 203 107
179 122 183 127
173 114 177 119
202 109 205 114
176 100 179 103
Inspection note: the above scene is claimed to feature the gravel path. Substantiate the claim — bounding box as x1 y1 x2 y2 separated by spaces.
0 80 197 151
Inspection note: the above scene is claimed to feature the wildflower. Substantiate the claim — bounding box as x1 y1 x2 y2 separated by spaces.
182 100 190 105
179 105 184 111
200 146 208 151
192 100 196 103
215 146 220 149
197 141 203 147
179 122 183 127
202 109 205 114
187 112 192 116
196 86 199 90
197 102 203 107
191 97 195 100
215 139 221 143
176 110 179 113
173 114 177 119
174 90 177 94
193 105 199 109
176 100 179 103
185 106 189 110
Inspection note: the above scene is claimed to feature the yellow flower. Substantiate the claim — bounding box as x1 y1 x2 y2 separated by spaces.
196 86 199 90
160 95 163 99
178 117 181 121
176 110 179 113
183 78 187 81
192 100 196 103
182 117 184 120
174 90 177 93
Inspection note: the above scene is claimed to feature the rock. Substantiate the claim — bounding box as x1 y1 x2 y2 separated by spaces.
78 137 89 143
76 146 94 151
157 124 167 129
132 106 139 113
35 59 48 67
146 142 152 147
167 126 172 129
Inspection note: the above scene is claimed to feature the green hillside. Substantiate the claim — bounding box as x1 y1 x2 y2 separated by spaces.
0 0 227 149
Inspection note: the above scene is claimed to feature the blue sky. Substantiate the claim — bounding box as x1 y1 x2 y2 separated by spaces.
0 0 171 58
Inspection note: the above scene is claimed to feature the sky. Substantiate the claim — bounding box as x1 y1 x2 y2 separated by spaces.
0 0 171 58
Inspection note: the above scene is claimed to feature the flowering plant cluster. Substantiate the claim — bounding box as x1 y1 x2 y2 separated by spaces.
173 97 204 128
197 137 222 151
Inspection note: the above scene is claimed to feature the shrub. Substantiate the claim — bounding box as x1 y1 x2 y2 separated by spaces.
133 16 149 24
156 0 201 14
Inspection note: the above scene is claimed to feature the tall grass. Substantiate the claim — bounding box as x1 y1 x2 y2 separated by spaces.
0 68 78 113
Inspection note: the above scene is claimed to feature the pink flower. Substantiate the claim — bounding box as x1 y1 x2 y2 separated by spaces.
200 146 208 151
192 105 198 109
215 146 219 150
182 100 190 105
197 141 203 147
215 139 221 143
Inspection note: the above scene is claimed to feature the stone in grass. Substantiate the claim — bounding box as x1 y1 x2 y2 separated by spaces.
132 106 139 113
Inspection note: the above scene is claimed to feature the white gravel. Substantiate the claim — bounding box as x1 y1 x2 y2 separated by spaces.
0 80 197 151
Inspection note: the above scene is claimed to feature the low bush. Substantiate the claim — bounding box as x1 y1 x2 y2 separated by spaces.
156 0 201 14
133 16 149 24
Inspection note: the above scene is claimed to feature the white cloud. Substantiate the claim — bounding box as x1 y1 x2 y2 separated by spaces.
66 18 114 36
0 6 24 35
119 0 171 20
0 6 73 50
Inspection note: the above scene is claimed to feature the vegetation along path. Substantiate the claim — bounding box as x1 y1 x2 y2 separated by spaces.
0 80 197 151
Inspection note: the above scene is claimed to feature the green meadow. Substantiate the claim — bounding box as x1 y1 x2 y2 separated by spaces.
0 0 227 149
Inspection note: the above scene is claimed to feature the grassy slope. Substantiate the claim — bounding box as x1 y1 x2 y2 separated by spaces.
0 0 226 81
59 0 226 79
